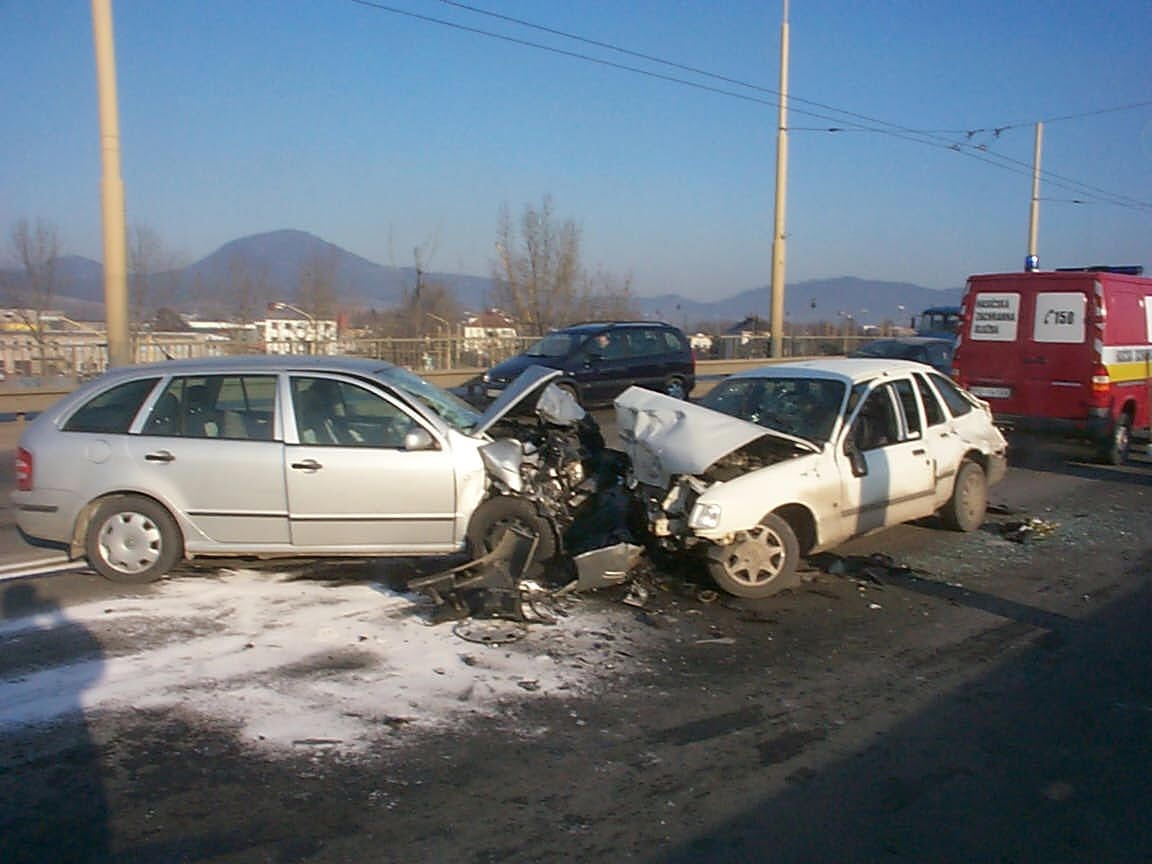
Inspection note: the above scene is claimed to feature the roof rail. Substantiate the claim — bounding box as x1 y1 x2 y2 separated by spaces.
1054 265 1145 276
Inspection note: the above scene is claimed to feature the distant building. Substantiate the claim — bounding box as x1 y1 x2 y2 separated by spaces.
258 314 339 355
689 332 714 354
460 309 520 365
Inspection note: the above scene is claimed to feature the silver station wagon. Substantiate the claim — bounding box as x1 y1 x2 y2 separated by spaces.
12 356 567 582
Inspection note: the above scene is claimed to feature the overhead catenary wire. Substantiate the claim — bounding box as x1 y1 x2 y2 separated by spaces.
348 0 1152 212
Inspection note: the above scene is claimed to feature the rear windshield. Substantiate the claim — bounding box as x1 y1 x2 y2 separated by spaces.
853 341 926 361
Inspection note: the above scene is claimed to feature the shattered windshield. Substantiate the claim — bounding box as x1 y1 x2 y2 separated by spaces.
374 365 481 432
698 377 847 444
525 332 576 358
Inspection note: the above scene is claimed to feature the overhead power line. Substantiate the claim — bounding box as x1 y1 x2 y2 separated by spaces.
348 0 1152 212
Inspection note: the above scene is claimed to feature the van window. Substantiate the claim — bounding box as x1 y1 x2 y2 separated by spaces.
969 292 1020 341
1033 292 1086 343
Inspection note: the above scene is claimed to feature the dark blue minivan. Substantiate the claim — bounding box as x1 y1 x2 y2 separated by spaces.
481 321 695 406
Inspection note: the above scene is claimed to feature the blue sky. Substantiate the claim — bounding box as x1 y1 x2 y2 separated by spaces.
3 0 1150 301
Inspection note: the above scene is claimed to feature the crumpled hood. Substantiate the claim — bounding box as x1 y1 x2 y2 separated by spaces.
473 365 564 436
614 386 818 487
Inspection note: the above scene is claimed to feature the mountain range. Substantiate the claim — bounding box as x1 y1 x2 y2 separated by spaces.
4 229 963 328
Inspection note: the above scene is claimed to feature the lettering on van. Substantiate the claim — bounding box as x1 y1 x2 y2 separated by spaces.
1110 347 1152 364
969 292 1020 341
1033 292 1086 344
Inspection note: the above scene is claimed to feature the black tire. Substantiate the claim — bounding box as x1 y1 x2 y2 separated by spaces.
85 495 183 583
939 459 987 532
705 512 801 599
662 376 688 400
1099 415 1131 466
466 496 557 579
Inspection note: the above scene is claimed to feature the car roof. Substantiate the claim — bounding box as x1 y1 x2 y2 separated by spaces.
556 320 677 334
89 354 399 384
723 357 939 385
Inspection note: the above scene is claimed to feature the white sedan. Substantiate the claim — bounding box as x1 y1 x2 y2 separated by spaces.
615 358 1008 599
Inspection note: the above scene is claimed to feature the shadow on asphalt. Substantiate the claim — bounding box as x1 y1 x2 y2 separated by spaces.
656 559 1152 863
1007 432 1152 487
0 582 111 864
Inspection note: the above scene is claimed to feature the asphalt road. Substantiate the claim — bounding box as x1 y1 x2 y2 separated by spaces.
1 432 1151 863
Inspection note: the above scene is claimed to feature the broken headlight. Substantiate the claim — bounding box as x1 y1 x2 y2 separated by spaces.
689 502 722 530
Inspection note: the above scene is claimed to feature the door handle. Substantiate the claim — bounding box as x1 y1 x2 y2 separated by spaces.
145 450 174 463
291 458 323 471
912 448 926 455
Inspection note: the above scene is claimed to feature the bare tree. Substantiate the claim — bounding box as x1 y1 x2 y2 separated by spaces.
493 195 582 336
399 243 462 337
297 246 339 319
574 269 639 322
5 219 60 371
227 253 271 325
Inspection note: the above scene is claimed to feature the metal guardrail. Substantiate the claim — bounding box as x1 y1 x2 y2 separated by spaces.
0 332 876 417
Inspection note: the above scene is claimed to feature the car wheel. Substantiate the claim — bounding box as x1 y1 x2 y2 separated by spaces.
1099 415 1131 465
85 495 183 583
939 459 987 532
466 496 557 579
705 512 801 599
662 376 687 400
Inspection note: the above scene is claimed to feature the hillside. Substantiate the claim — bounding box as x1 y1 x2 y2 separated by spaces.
1 229 962 326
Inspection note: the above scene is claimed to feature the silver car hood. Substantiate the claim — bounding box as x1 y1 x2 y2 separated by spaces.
472 365 564 436
614 386 818 486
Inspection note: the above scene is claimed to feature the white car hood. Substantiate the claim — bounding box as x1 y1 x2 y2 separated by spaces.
614 387 818 487
472 365 564 436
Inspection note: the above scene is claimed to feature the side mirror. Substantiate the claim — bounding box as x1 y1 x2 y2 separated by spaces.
403 427 436 451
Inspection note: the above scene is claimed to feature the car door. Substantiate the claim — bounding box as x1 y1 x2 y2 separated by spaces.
574 330 634 403
128 373 290 545
915 371 992 507
283 374 459 551
629 327 675 392
837 380 936 536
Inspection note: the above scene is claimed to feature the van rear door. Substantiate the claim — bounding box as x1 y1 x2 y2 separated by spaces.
958 273 1093 422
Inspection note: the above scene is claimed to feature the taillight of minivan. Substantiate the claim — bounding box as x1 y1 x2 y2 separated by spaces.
1089 363 1112 409
15 447 32 491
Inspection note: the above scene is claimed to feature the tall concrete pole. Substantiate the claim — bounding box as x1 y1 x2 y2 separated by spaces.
1026 121 1043 272
769 1 790 357
91 0 132 366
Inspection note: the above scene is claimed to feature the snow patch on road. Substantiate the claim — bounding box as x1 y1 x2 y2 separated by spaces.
0 569 658 753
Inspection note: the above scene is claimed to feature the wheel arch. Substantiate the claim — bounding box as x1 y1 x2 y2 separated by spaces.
1117 397 1137 424
772 502 818 556
69 491 185 560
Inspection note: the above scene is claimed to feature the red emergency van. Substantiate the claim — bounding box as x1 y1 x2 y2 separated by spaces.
953 267 1152 464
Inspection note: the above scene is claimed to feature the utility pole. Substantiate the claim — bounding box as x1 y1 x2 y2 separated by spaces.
1026 121 1043 271
91 0 131 366
769 0 790 357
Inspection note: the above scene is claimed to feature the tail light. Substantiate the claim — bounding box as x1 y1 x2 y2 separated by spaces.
15 447 32 491
1089 363 1112 407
